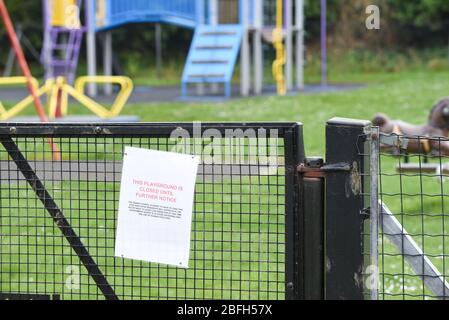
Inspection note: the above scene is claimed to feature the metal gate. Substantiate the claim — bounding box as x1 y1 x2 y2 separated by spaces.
0 122 311 300
373 129 449 300
4 119 446 300
324 118 449 300
319 118 449 300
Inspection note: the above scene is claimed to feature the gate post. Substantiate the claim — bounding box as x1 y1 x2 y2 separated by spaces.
298 157 325 300
325 118 371 300
284 123 306 300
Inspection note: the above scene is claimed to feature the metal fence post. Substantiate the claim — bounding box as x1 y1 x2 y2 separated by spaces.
284 123 305 300
369 127 379 300
298 157 325 300
325 118 371 300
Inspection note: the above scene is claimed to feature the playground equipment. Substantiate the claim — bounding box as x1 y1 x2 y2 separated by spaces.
0 0 48 122
0 0 133 121
83 0 305 98
0 76 133 120
181 24 243 98
373 97 449 156
0 0 60 160
42 0 85 84
272 0 286 95
0 76 39 120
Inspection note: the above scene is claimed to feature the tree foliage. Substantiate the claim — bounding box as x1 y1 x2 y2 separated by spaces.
1 0 449 63
389 0 449 30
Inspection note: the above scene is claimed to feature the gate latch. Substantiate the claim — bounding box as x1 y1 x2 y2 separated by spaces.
297 157 351 178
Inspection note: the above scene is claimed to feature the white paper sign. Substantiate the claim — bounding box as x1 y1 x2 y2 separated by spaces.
115 146 199 268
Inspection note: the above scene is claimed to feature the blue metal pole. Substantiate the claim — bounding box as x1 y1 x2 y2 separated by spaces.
41 0 49 69
239 0 243 25
195 0 205 25
87 0 97 96
42 0 49 31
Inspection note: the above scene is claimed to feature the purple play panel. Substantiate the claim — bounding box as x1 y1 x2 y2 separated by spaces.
41 0 85 84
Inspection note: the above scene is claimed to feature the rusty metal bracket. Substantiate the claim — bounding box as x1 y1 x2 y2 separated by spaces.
298 159 352 178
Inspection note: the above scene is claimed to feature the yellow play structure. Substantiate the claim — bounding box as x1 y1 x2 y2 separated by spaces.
0 0 133 121
0 76 133 120
51 0 79 28
272 0 287 96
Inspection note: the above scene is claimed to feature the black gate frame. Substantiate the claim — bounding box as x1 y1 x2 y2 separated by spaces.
0 120 374 300
0 122 311 300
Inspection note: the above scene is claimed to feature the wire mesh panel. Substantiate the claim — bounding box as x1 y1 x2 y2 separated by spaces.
376 133 449 300
357 128 379 300
0 123 303 300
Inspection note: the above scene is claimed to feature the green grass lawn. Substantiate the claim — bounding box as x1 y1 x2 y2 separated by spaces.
2 68 449 299
4 69 449 155
54 69 449 155
0 178 286 300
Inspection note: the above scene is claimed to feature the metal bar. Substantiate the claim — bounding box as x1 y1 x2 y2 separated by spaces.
20 30 41 63
0 122 298 137
302 175 325 299
0 293 55 300
295 0 304 89
396 163 449 175
285 0 293 90
253 0 263 95
273 0 286 95
209 0 218 25
0 136 118 300
284 123 305 300
103 31 113 95
240 0 250 96
2 25 22 77
381 203 449 299
86 0 97 96
195 0 205 25
325 117 371 300
370 128 379 300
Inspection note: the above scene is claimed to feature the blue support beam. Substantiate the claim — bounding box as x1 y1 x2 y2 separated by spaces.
95 0 199 31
